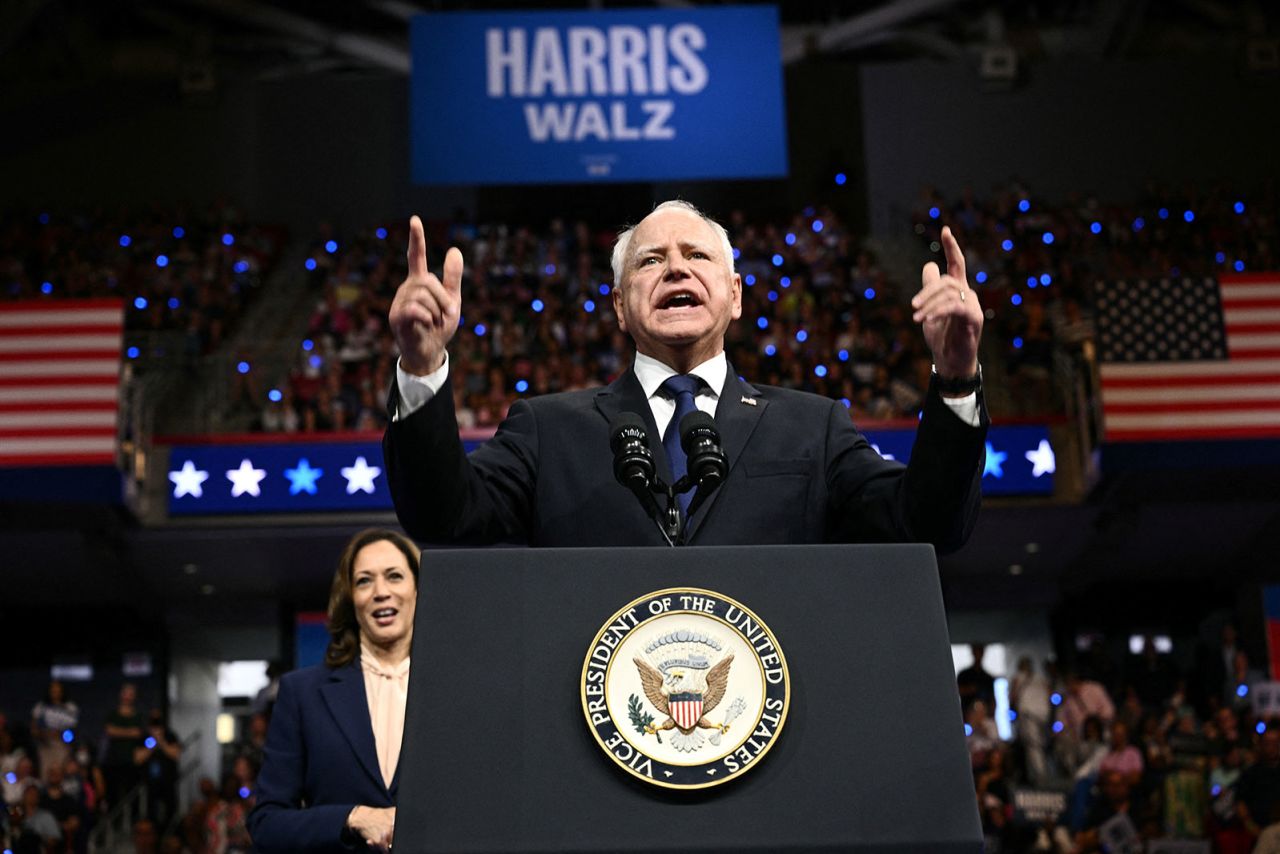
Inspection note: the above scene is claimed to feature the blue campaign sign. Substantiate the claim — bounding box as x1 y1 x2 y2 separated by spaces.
862 424 1057 497
410 6 787 184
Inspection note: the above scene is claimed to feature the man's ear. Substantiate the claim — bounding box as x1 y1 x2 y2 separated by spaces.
730 273 743 320
613 283 628 332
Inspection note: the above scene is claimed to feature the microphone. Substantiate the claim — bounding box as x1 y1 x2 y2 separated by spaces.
609 412 678 544
678 410 728 518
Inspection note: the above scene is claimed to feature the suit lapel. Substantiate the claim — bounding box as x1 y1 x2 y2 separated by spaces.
319 663 386 795
685 369 767 541
592 368 670 479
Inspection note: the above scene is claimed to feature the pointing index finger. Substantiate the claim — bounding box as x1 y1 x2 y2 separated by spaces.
407 215 428 280
941 226 967 284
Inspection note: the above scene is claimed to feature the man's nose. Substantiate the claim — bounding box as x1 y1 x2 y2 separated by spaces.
664 253 691 279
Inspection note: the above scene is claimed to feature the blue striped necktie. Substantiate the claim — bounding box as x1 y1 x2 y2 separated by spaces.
660 374 703 514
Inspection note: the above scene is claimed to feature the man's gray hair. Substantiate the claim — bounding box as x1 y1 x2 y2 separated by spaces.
610 200 736 288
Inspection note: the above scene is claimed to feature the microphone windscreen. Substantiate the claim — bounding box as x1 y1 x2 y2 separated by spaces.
609 411 649 453
678 410 720 451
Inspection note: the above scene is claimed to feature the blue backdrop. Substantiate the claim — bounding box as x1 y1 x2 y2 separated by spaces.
410 6 787 184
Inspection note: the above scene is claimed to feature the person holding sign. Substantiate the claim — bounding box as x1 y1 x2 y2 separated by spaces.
383 201 986 548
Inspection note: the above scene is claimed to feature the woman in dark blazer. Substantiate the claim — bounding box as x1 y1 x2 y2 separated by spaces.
248 529 419 853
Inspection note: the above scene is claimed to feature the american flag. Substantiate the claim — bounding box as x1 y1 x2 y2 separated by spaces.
0 298 124 465
1096 274 1280 441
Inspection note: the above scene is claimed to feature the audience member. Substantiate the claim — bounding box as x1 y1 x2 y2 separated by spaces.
30 681 78 783
102 683 144 807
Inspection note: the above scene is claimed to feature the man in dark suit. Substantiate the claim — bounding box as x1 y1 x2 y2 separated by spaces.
383 201 987 548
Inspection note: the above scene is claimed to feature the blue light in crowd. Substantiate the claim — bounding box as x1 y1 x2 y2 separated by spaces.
39 212 50 224
1018 199 1030 213
375 228 387 240
745 274 756 286
1259 722 1268 735
964 724 973 737
134 297 148 310
796 330 808 342
304 258 317 271
234 261 249 274
1133 218 1145 231
515 379 529 393
1013 337 1024 349
1008 710 1017 722
1027 276 1038 288
1001 239 1013 252
598 283 610 295
325 240 337 253
1212 785 1222 797
156 255 169 268
764 344 777 356
173 226 185 239
785 233 796 246
239 787 251 800
835 172 847 186
544 264 556 275
145 737 157 749
1090 222 1102 234
1158 208 1169 220
127 346 140 359
41 282 52 294
119 235 131 247
1238 684 1249 698
1052 721 1064 733
814 365 828 378
780 276 791 288
1040 274 1052 286
1184 210 1195 223
1216 252 1226 264
268 389 282 402
308 355 322 369
1050 693 1062 706
732 248 741 260
584 300 595 313
928 207 940 220
4 773 15 785
222 233 235 246
1235 201 1246 214
302 339 314 351
771 254 784 267
1235 260 1246 272
757 317 769 329
62 730 74 744
767 290 778 302
864 288 875 300
1042 232 1055 245
474 323 487 336
237 361 250 374
812 220 824 233
168 297 180 309
1011 294 1023 306
975 271 988 284
840 398 851 409
531 299 545 313
838 349 849 362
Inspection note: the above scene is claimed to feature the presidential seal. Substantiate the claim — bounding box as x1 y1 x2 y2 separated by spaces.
580 588 789 790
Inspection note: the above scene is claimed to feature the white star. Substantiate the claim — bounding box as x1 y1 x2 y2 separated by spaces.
169 460 209 498
341 456 382 495
1025 440 1056 478
870 443 896 461
226 458 267 497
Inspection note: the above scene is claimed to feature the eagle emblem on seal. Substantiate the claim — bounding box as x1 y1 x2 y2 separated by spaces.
632 629 738 752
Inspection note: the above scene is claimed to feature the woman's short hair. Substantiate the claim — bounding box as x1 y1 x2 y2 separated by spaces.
325 529 421 668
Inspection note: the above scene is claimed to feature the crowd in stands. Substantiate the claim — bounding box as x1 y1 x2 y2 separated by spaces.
0 204 285 359
961 623 1280 853
262 179 1277 434
1 681 265 854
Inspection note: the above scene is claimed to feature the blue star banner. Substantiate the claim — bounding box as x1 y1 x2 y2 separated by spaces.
164 426 1053 516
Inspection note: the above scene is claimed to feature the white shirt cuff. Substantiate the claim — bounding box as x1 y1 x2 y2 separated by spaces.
940 393 980 427
393 353 450 421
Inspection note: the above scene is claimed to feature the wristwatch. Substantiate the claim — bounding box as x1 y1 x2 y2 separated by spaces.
931 363 983 395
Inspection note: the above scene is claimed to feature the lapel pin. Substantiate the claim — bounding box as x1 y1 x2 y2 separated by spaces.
741 396 757 406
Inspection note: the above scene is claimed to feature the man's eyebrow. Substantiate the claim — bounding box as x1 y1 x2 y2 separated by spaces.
630 240 716 261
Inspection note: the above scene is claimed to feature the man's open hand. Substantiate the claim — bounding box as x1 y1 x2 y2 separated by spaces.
389 215 463 376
